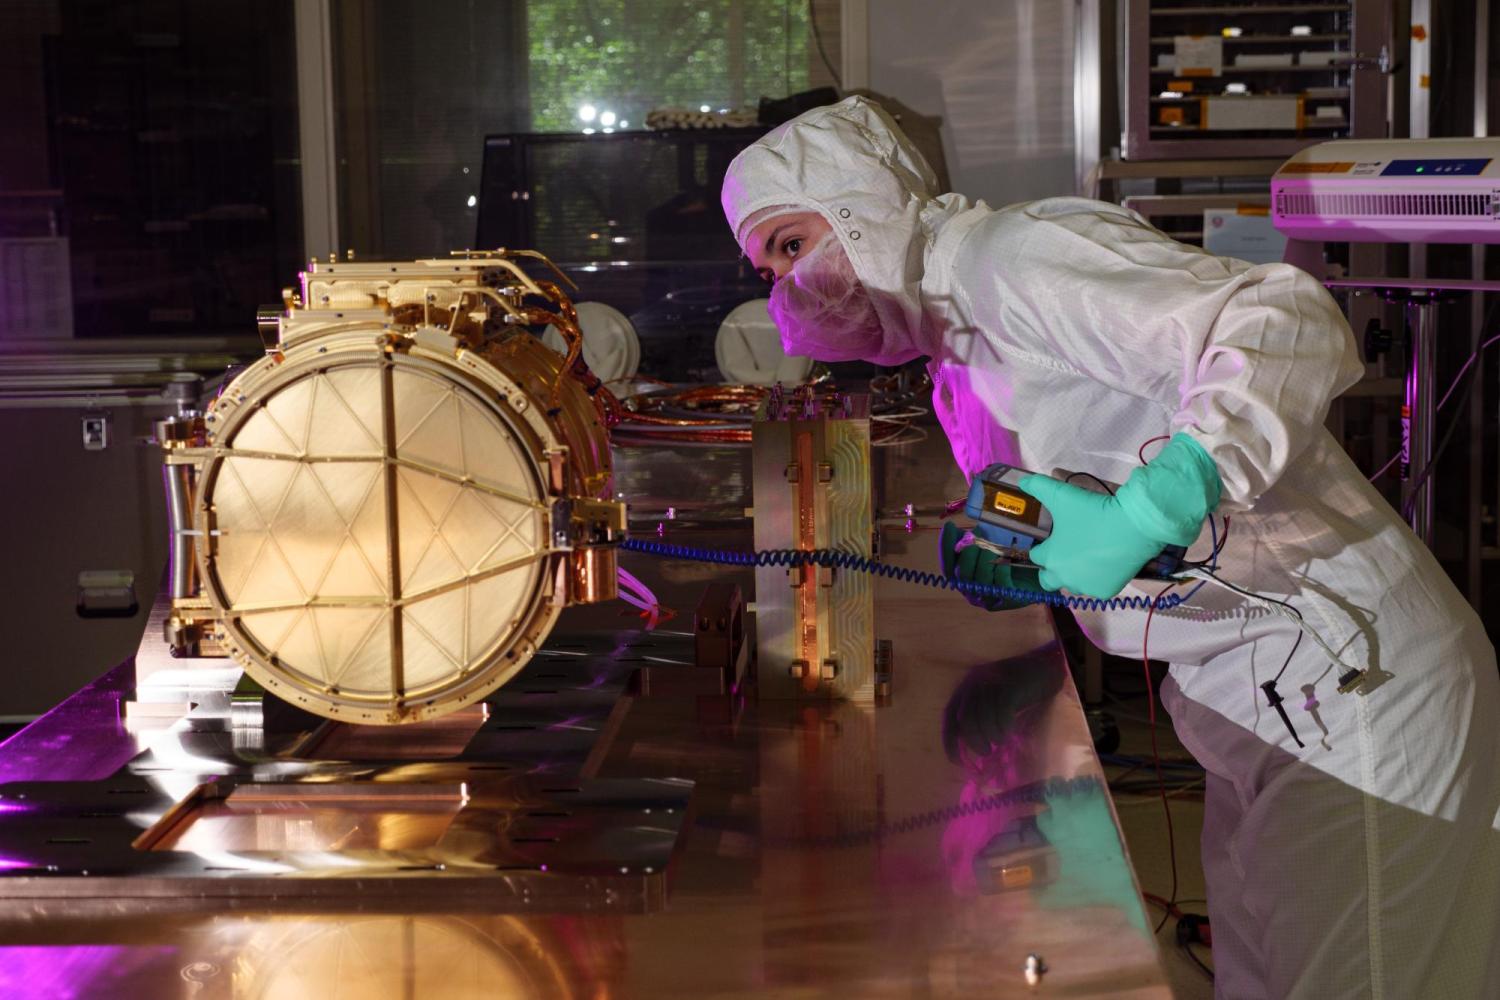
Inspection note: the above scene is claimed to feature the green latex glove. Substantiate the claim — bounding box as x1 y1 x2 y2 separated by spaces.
939 521 1039 611
1020 433 1221 599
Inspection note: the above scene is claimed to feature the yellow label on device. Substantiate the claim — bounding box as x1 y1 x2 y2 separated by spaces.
1000 864 1035 889
992 490 1030 518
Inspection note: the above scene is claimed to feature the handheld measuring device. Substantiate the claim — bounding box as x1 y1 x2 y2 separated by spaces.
962 463 1190 581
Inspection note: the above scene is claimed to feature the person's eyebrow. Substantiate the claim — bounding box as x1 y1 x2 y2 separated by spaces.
764 222 793 256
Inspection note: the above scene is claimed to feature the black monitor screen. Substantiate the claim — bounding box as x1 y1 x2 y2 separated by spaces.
476 129 772 381
477 129 767 264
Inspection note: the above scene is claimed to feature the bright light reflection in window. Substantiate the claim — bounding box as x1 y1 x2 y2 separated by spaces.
578 104 597 122
599 110 617 126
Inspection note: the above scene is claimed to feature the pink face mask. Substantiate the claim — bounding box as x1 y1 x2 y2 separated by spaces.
767 236 886 363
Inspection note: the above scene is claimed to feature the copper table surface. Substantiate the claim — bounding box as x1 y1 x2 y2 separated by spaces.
0 434 1170 999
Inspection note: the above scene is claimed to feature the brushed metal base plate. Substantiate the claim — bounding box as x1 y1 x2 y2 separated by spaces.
0 617 694 913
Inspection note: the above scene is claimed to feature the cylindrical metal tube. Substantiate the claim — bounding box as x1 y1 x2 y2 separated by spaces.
570 546 619 604
163 462 197 600
1403 297 1439 547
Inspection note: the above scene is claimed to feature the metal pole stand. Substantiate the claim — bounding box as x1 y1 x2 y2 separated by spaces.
1326 278 1500 552
1402 292 1441 547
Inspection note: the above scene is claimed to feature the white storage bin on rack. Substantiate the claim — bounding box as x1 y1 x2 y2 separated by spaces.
1123 0 1387 160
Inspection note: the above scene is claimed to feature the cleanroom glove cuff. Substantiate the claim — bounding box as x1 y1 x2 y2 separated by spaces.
939 521 1035 612
1019 434 1221 598
1114 433 1222 547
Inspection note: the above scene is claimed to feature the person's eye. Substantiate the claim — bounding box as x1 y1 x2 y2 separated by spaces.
783 237 803 257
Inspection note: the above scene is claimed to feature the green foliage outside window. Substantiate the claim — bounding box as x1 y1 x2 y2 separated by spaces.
527 1 813 132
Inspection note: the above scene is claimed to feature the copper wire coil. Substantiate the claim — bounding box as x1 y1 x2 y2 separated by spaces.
614 415 917 446
614 428 754 445
610 376 927 445
620 385 769 426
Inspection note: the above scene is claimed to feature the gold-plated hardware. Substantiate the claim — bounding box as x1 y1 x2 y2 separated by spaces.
752 388 875 701
157 251 625 725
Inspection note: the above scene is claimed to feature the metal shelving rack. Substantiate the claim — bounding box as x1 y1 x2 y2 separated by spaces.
1123 0 1389 160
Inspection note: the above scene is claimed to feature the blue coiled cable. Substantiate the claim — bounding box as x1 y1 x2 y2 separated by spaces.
619 538 1185 612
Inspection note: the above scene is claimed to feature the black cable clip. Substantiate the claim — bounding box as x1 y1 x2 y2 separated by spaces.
1260 679 1305 748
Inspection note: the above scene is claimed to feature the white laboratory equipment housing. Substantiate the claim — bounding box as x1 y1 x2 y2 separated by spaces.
1271 137 1500 548
1272 138 1500 245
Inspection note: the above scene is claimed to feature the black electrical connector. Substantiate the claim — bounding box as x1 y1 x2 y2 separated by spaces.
1337 666 1368 694
1260 679 1305 748
1176 913 1212 948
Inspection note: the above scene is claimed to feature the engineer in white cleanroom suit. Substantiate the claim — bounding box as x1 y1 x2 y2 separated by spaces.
722 96 1500 999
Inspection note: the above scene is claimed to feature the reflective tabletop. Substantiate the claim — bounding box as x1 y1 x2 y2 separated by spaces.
0 430 1169 998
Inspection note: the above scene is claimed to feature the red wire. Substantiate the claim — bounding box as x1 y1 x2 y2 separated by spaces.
1136 432 1212 936
1142 891 1184 919
1192 514 1230 566
1138 434 1171 466
1143 579 1181 935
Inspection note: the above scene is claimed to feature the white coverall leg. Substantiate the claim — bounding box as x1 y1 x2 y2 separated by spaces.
722 96 1500 998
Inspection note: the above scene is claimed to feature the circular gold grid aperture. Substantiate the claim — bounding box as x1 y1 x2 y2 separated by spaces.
199 350 555 723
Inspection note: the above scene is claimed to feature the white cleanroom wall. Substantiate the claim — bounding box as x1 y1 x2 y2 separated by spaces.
868 0 1077 206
